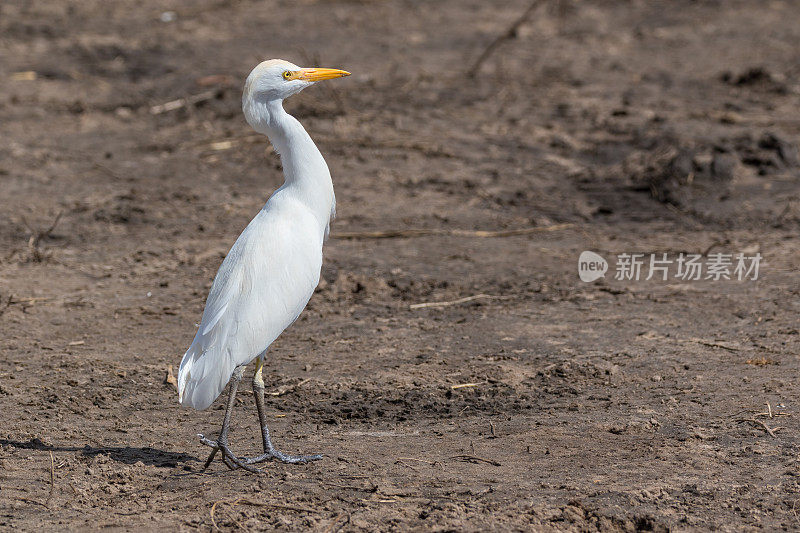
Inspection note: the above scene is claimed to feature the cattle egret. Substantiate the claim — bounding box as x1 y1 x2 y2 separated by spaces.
177 59 350 472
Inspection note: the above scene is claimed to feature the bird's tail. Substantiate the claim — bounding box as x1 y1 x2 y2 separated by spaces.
177 333 236 411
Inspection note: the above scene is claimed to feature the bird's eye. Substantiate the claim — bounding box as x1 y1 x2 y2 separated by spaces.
282 71 293 80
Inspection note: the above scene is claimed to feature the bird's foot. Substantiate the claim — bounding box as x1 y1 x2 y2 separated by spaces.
198 433 262 473
242 449 323 465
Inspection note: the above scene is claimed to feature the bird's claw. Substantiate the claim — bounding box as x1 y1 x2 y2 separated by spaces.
198 433 321 470
198 433 262 473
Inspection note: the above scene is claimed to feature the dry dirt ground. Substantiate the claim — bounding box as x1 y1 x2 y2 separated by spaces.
2 0 800 531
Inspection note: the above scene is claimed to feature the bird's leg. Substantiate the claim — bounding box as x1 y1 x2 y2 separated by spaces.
197 365 260 473
243 357 322 465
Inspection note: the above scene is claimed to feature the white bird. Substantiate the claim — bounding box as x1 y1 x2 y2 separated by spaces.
177 59 350 471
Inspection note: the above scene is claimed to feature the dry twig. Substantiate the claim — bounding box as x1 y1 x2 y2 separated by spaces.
450 454 501 467
0 294 12 318
92 162 125 180
46 450 55 506
0 296 55 316
164 366 178 389
737 418 782 438
231 498 317 513
333 223 572 240
151 90 218 114
320 136 454 158
21 211 63 261
466 0 546 77
267 378 311 397
756 403 790 418
689 338 740 352
397 456 444 471
324 512 350 533
210 496 318 529
10 496 48 507
394 459 420 472
397 456 436 465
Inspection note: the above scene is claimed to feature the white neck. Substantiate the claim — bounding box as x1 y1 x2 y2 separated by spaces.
250 100 335 235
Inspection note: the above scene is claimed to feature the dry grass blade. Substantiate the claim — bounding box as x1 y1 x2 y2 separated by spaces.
209 499 251 531
11 71 37 81
267 378 311 397
450 382 482 390
746 357 776 366
209 499 224 531
410 294 508 310
151 90 218 114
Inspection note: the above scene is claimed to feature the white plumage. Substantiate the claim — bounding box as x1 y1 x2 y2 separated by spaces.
177 196 324 409
176 59 349 470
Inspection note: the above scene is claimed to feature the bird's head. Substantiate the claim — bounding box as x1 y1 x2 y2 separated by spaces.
242 59 349 128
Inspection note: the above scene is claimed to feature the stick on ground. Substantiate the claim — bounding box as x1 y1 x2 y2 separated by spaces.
267 378 311 396
334 223 572 240
20 211 63 261
410 294 509 310
466 0 546 78
737 418 781 438
150 90 218 114
450 454 502 467
46 450 55 507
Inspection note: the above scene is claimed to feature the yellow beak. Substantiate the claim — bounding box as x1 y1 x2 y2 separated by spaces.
294 67 351 82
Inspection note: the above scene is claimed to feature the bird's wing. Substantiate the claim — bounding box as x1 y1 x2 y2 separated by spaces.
177 202 322 410
324 194 336 241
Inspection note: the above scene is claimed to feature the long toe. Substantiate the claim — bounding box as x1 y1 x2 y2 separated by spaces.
270 450 323 464
198 434 218 448
198 434 263 473
219 444 262 473
198 434 221 470
241 453 272 465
